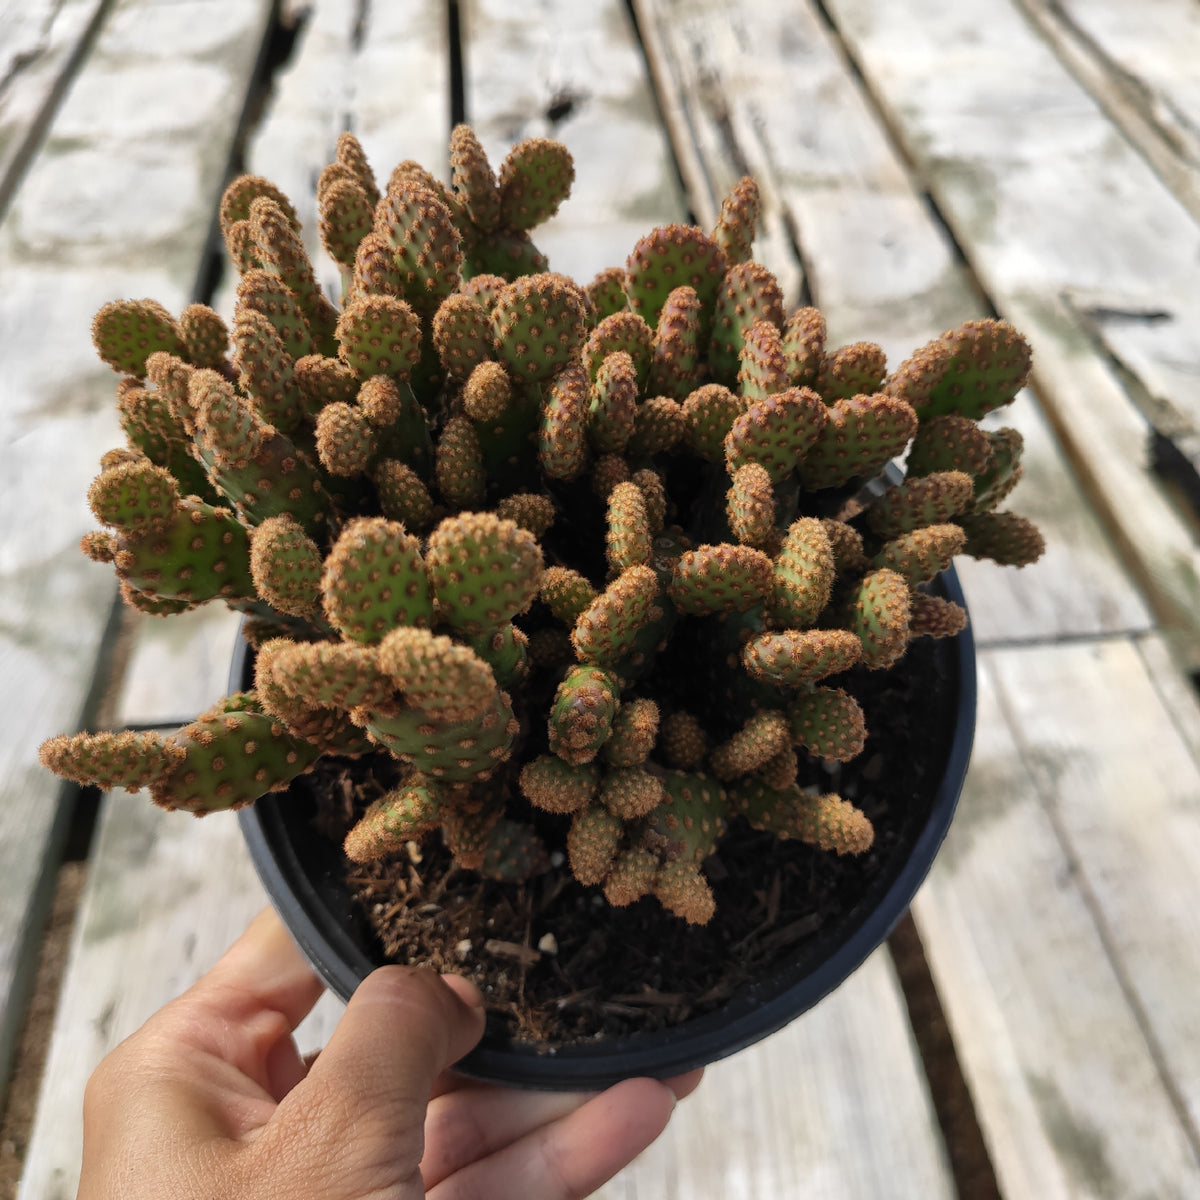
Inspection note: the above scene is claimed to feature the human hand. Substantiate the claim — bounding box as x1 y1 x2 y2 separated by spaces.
76 909 702 1198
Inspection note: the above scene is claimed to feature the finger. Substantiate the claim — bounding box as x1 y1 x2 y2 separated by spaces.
664 1067 704 1100
262 965 486 1192
421 1086 594 1186
428 1077 676 1200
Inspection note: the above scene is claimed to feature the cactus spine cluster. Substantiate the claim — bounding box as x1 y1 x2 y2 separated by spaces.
40 127 1043 925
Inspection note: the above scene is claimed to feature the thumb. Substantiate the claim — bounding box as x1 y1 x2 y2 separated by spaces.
259 966 485 1196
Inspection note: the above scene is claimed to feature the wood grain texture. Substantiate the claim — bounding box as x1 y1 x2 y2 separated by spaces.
986 639 1200 1150
632 0 1152 647
821 0 1200 664
0 0 275 1111
915 652 1200 1198
0 0 112 214
594 950 954 1200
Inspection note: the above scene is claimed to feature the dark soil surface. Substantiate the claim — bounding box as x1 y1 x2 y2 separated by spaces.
299 635 960 1050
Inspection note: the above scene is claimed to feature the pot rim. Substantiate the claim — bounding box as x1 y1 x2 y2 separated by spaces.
236 568 976 1089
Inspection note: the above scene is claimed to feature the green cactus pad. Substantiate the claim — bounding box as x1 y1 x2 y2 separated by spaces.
92 299 182 378
497 136 575 231
586 267 630 320
867 470 975 537
493 492 555 538
248 515 324 618
178 304 229 370
432 293 494 382
629 395 686 457
737 318 789 401
668 543 772 615
631 469 668 535
770 517 835 627
538 360 590 480
372 460 434 530
541 566 598 626
519 754 599 815
548 665 621 765
725 386 827 482
599 765 663 819
606 481 652 573
491 272 589 383
425 511 544 636
660 712 708 770
293 354 359 414
321 517 434 640
583 311 654 384
646 770 726 865
336 296 422 380
352 231 405 298
232 309 304 437
315 402 376 477
843 568 912 669
442 800 505 869
219 174 299 239
708 262 785 383
333 130 380 205
709 709 790 780
462 360 512 423
267 639 398 713
818 341 888 401
910 592 970 639
87 458 180 535
624 224 726 330
886 318 1032 419
682 384 744 463
572 564 661 666
604 847 659 907
343 778 444 861
956 511 1046 567
467 621 528 688
567 804 623 885
758 745 799 791
602 697 660 766
588 351 639 453
374 180 462 313
367 687 518 782
654 861 716 925
874 523 966 585
39 729 185 793
786 686 867 761
732 779 873 854
650 285 704 398
726 462 775 548
157 696 321 815
713 176 759 265
379 626 497 724
249 196 338 343
970 428 1025 512
478 818 550 882
821 519 868 573
742 629 862 688
435 415 487 509
906 414 995 479
797 394 919 491
450 123 501 233
782 306 826 388
236 269 313 361
318 176 375 268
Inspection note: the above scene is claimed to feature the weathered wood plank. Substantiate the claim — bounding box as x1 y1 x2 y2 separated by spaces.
1012 0 1200 225
631 0 1152 647
464 6 951 1192
0 0 276 1111
820 0 1200 664
914 651 1200 1197
0 0 112 215
595 950 954 1200
16 793 345 1200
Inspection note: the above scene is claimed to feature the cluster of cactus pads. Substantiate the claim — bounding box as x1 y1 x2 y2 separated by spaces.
40 127 1043 925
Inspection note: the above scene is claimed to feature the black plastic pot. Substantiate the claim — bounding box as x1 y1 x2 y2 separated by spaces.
236 569 976 1090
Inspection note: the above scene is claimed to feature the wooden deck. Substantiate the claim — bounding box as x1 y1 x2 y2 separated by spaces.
2 0 1200 1195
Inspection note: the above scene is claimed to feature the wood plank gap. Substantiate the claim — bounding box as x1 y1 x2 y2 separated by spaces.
448 0 465 128
987 651 1200 1164
888 912 1001 1200
1009 0 1200 227
0 0 117 223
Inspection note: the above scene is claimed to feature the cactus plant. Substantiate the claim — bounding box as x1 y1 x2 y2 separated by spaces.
40 127 1043 934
